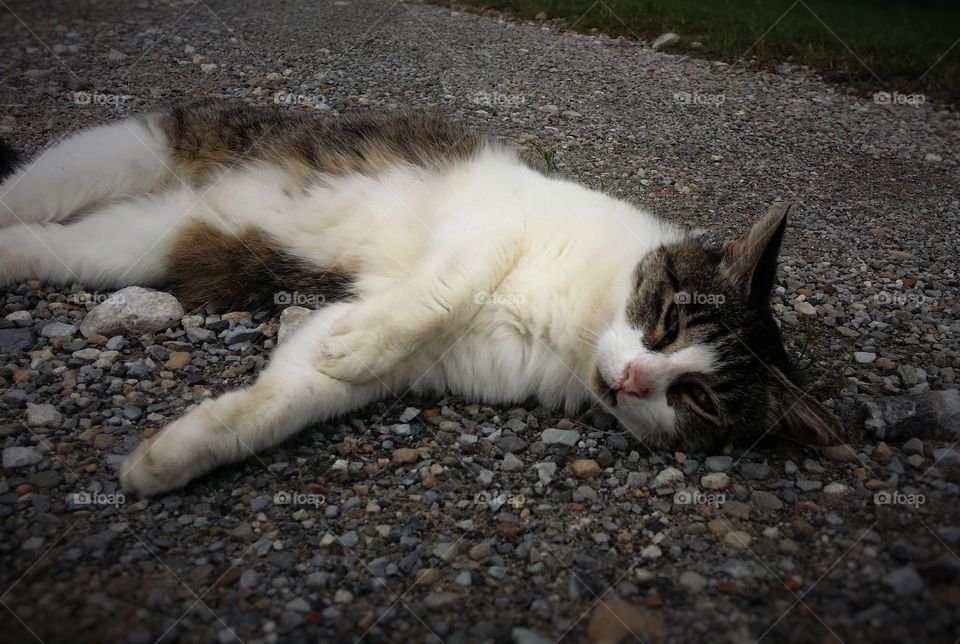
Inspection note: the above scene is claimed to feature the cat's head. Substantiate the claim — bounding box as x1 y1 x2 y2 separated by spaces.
593 204 843 451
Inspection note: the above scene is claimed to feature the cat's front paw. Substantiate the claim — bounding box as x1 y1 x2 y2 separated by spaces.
120 423 199 496
315 327 404 383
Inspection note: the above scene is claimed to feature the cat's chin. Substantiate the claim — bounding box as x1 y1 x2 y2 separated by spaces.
608 401 678 449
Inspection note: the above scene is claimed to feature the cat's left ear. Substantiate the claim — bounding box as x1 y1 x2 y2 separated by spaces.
766 367 846 445
721 203 791 304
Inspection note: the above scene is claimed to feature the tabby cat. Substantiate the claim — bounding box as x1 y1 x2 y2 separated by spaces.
0 101 842 495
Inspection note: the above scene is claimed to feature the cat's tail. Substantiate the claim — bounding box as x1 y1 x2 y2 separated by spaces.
0 116 173 228
0 138 19 180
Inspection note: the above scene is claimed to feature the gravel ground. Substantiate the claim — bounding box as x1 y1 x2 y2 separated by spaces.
1 1 959 642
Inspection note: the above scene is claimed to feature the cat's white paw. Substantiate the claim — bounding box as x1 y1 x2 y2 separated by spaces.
120 414 208 496
316 327 403 382
120 434 181 496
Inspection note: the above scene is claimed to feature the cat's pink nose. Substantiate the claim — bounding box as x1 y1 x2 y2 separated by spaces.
618 363 654 399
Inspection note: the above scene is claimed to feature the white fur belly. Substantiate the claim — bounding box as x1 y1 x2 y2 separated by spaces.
406 307 595 413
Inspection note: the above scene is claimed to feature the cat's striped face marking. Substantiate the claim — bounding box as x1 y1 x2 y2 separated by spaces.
594 206 843 451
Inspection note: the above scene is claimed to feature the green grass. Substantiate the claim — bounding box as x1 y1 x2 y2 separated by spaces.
441 0 960 105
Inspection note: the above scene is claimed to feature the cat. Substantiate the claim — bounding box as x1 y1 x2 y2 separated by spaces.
0 100 843 496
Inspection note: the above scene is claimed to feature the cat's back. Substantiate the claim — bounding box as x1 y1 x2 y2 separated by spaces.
152 99 489 183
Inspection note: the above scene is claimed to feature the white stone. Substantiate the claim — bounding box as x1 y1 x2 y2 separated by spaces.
652 32 680 50
80 287 183 338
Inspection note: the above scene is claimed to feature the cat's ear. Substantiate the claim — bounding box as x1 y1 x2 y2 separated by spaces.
721 203 790 303
767 368 845 445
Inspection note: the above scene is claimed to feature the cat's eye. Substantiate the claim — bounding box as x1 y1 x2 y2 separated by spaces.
685 383 717 414
655 304 679 349
669 382 718 419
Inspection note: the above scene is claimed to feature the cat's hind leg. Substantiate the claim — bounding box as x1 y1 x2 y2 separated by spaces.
0 116 174 228
120 303 389 496
0 186 207 288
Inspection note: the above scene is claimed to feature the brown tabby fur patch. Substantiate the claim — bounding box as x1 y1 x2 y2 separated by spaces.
154 100 487 184
154 100 487 310
166 221 352 312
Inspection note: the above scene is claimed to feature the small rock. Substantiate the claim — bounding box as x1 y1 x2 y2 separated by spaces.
933 448 960 467
795 301 817 316
501 453 524 473
3 446 42 468
496 436 527 453
541 427 579 447
0 328 34 350
679 570 707 591
882 567 924 596
587 599 666 642
511 627 550 644
873 442 892 464
903 437 924 455
822 444 858 463
651 32 680 50
750 490 783 511
854 352 877 364
571 459 601 479
398 407 420 423
393 448 419 463
704 455 732 472
165 351 191 370
432 542 458 563
740 462 770 480
238 569 259 589
415 568 440 586
533 461 557 485
823 482 848 495
469 543 492 561
640 544 662 559
5 310 32 327
797 479 822 492
724 501 751 520
724 531 753 549
26 403 62 428
40 321 78 338
654 467 684 487
701 472 730 490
